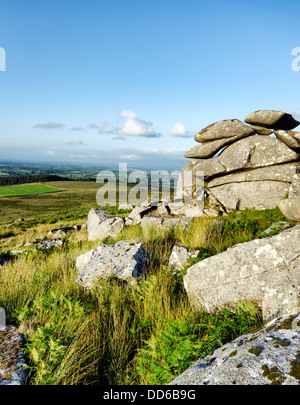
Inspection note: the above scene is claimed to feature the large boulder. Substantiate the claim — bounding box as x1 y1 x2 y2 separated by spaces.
87 208 124 241
278 198 300 221
180 135 299 182
169 312 300 386
75 241 147 289
208 163 300 187
194 119 255 143
183 225 300 321
208 181 290 211
207 163 300 210
244 110 300 130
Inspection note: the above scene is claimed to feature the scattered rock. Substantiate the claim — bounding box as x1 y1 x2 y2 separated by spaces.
244 110 300 130
169 245 199 273
183 225 300 321
36 239 64 249
118 203 134 211
140 216 193 235
169 312 300 385
87 208 124 241
75 241 147 288
0 326 27 385
48 226 81 237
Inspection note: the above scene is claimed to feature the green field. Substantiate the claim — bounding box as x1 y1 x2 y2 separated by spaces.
0 184 62 197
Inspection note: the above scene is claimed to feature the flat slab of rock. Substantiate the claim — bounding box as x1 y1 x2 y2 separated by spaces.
274 130 300 151
169 313 300 385
0 326 27 385
183 225 300 321
250 125 273 135
75 241 146 288
208 163 300 188
245 110 300 130
87 208 124 241
181 135 299 181
185 132 254 159
194 119 255 143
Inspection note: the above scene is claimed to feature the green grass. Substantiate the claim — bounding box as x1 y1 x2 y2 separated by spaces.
0 184 62 197
0 182 298 386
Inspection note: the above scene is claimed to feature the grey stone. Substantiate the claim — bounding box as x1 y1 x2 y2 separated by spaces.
245 110 300 130
36 238 64 249
87 208 124 241
169 312 300 385
208 163 300 188
277 198 300 221
156 202 170 215
259 221 291 238
289 172 300 199
185 132 254 159
183 225 300 321
194 119 255 143
75 241 147 289
217 135 299 174
168 202 204 217
169 245 200 273
206 162 300 211
118 203 134 211
274 130 300 151
179 136 299 182
125 202 153 226
209 181 291 210
250 125 273 135
140 216 194 234
0 326 27 385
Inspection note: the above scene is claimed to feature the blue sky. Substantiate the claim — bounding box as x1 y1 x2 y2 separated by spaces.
0 0 300 169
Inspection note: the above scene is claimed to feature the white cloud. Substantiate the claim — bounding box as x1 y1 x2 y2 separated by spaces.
118 109 138 119
34 122 64 129
168 122 193 138
118 116 162 138
45 150 55 156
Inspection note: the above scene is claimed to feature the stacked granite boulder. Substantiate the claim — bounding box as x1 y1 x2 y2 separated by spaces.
178 110 300 212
